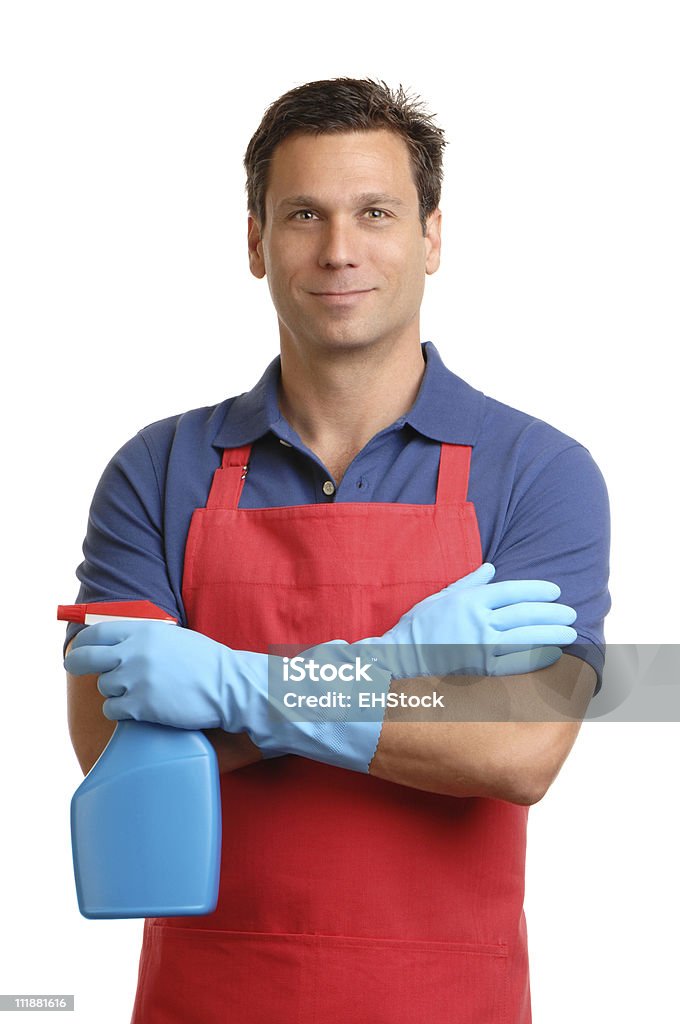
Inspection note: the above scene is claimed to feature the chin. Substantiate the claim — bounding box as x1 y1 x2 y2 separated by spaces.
313 319 389 349
312 333 382 353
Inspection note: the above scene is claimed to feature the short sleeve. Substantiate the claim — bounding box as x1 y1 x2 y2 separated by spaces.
63 431 182 653
488 443 611 691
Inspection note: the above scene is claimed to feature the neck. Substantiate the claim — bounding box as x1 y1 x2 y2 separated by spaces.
277 335 426 459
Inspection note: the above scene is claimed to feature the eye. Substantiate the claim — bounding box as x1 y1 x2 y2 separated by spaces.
291 209 318 221
363 208 390 221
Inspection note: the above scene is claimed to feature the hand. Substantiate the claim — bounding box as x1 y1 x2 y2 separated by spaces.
356 563 577 677
65 621 267 732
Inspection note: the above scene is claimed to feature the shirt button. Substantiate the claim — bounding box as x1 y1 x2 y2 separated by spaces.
322 480 336 496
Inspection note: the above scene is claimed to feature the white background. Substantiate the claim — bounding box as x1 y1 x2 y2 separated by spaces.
1 1 678 1021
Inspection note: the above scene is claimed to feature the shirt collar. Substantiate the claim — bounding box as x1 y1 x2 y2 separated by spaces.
212 341 486 448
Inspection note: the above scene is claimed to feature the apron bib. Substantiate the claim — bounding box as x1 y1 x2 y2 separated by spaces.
131 442 531 1024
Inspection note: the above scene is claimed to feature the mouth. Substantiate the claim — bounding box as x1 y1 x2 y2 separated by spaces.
309 289 375 303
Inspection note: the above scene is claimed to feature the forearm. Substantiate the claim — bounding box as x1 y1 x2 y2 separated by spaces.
368 655 596 804
203 729 263 774
67 670 116 775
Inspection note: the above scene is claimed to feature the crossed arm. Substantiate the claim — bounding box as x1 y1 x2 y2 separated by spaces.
67 645 595 806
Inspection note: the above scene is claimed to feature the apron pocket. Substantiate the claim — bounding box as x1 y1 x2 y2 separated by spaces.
303 932 509 1024
133 923 509 1024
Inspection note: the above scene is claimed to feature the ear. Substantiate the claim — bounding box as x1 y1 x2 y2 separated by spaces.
247 215 266 279
424 208 442 275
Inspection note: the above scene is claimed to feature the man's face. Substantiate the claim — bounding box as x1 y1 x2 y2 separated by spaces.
248 129 441 356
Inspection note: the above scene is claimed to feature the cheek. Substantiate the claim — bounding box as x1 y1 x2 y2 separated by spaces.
384 247 426 297
373 232 426 276
265 240 303 287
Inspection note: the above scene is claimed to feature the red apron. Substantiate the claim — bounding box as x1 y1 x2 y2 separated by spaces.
131 441 531 1024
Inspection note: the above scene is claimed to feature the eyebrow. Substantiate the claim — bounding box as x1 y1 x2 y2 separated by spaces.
277 192 407 211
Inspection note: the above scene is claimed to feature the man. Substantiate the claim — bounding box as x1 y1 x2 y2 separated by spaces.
65 79 610 1023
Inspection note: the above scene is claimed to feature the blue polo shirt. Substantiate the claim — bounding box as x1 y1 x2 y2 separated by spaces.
65 341 610 686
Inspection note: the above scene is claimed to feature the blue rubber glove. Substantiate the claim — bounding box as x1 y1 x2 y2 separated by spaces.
356 562 577 678
64 564 577 773
65 623 389 772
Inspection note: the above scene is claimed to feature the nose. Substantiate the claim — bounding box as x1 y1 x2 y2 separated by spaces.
317 217 359 270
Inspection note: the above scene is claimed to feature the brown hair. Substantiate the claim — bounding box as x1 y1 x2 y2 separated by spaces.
244 78 446 233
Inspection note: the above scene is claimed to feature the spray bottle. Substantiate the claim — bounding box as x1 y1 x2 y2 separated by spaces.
59 600 221 919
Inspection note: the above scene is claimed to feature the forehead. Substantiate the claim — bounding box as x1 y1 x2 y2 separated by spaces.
265 130 418 210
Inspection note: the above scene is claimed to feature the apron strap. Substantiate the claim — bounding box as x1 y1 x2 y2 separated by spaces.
436 443 473 506
207 442 471 509
206 444 253 509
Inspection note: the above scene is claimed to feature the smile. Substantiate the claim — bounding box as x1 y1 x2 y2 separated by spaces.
309 289 374 303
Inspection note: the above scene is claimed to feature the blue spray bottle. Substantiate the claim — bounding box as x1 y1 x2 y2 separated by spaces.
59 600 221 919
